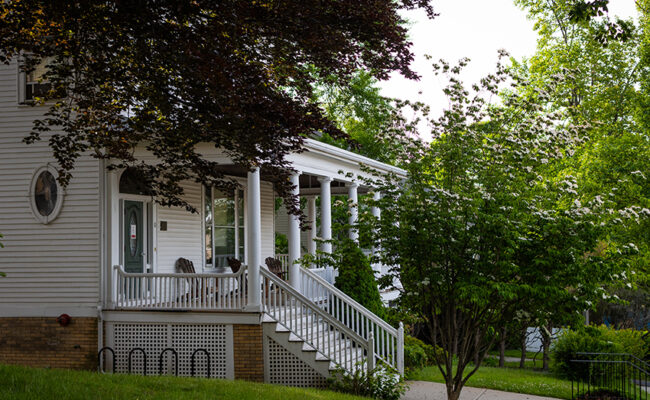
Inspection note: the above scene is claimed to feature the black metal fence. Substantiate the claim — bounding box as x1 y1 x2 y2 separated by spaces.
98 346 212 378
570 352 649 400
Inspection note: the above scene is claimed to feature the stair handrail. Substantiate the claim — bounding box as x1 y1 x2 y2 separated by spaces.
260 268 371 373
301 267 398 335
300 268 404 375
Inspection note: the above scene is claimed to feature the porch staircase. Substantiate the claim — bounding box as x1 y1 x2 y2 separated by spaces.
260 267 404 381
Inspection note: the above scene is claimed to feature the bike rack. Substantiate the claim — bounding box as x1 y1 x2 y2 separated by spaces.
97 347 116 373
190 349 211 378
128 347 147 376
158 348 179 376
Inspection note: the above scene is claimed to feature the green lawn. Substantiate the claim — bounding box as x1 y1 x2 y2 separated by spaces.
409 365 572 400
487 349 540 359
0 364 367 400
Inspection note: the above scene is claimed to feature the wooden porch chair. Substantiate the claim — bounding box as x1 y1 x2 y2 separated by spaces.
265 257 286 281
175 257 215 303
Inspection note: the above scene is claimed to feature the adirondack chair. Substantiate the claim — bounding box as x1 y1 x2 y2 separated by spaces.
265 257 286 281
174 257 215 303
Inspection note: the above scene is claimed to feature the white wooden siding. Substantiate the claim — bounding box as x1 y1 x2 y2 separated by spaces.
0 60 100 316
155 181 203 273
260 181 275 261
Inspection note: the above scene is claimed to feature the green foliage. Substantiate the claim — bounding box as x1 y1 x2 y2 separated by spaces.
552 327 621 379
328 364 406 400
315 72 404 165
552 325 649 380
332 239 384 318
359 53 633 400
513 0 650 297
275 232 288 255
404 336 439 373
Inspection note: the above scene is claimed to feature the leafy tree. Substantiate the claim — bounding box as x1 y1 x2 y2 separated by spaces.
360 55 634 400
514 0 650 325
0 0 434 213
315 71 406 165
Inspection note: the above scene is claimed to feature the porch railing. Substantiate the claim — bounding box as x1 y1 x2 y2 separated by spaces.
275 254 290 278
261 267 373 373
113 265 248 311
299 267 404 374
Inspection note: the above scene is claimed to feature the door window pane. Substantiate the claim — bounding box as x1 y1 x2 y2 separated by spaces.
205 187 213 266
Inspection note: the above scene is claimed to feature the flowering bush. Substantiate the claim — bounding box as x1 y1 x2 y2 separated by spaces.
328 363 407 400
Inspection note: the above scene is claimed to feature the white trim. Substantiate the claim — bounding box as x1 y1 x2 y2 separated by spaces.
225 324 235 379
303 138 407 178
0 305 99 318
102 311 262 325
28 164 65 224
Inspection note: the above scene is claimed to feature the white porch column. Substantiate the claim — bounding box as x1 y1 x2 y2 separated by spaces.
307 196 317 255
246 167 262 311
288 172 301 290
348 182 359 242
318 177 332 254
371 191 381 274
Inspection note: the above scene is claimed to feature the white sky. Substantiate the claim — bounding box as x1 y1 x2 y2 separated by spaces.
379 0 639 139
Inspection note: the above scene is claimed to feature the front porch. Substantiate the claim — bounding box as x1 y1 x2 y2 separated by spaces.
100 139 405 384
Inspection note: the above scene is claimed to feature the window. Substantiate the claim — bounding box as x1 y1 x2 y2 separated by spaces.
205 187 244 268
119 167 154 196
25 58 53 101
29 165 64 224
19 56 64 103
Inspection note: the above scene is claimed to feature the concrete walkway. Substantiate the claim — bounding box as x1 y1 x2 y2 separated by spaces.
403 381 562 400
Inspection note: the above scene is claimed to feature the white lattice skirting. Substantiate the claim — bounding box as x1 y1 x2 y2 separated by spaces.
266 337 327 388
105 322 232 378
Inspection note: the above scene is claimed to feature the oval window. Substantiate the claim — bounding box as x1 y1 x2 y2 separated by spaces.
29 166 64 224
34 171 58 216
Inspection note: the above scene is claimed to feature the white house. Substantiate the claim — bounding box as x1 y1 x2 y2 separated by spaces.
0 58 405 387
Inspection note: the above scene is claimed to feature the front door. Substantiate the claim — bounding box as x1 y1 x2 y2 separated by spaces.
124 200 144 273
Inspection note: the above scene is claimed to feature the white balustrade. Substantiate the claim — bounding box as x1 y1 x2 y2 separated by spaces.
261 268 371 373
275 254 290 278
113 265 247 311
299 267 403 374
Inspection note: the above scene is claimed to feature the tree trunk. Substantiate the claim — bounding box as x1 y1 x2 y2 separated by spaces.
473 332 480 366
541 324 552 371
499 326 507 368
520 328 527 369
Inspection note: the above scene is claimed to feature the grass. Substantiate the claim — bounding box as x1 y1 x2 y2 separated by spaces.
487 349 540 359
0 364 367 400
409 364 572 400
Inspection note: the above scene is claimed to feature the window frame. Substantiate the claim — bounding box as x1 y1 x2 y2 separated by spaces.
17 54 61 104
202 184 246 270
28 165 65 224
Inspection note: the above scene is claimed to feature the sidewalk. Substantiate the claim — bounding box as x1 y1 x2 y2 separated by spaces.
403 381 562 400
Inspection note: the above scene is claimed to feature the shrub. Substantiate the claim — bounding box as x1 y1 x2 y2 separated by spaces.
598 326 648 360
328 364 407 400
333 239 385 318
552 327 623 380
404 336 442 374
275 232 288 254
404 337 428 372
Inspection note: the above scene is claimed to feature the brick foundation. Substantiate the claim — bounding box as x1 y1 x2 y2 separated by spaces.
0 317 98 370
233 324 264 382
